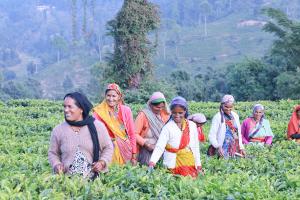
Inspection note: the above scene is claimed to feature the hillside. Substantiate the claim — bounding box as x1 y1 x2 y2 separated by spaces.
0 0 298 100
154 13 273 76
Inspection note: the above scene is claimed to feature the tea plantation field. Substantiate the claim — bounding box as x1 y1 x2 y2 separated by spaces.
0 99 300 199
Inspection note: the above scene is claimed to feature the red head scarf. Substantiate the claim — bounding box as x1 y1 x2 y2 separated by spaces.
105 83 124 105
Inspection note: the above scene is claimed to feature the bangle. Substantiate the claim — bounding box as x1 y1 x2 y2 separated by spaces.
148 162 155 167
132 153 137 159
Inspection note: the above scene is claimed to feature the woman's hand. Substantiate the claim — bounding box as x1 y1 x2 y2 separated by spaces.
131 154 137 166
218 147 224 157
92 160 106 173
144 142 155 151
240 149 246 157
148 162 155 173
54 163 64 174
197 166 205 176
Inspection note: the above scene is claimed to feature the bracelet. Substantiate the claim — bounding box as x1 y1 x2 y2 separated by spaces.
148 162 155 167
131 153 136 159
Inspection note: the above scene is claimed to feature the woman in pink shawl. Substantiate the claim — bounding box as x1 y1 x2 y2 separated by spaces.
241 104 274 146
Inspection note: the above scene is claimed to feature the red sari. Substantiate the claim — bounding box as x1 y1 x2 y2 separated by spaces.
287 105 300 140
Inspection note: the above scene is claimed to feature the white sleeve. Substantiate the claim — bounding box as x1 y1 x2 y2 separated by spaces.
235 114 245 150
149 126 170 164
208 114 221 148
191 123 201 167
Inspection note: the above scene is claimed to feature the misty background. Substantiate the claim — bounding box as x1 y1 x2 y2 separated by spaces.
0 0 299 102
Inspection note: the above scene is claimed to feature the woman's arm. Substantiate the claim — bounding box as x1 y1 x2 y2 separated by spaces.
241 119 249 144
48 128 63 172
208 114 221 148
191 123 201 167
97 122 114 171
235 114 245 150
149 126 170 165
134 112 149 146
126 107 137 154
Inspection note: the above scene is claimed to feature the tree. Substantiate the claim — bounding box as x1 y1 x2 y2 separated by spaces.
27 62 36 76
51 34 68 63
0 71 3 88
261 7 300 100
63 75 74 91
106 0 160 89
262 8 300 72
275 71 300 99
82 0 88 36
3 70 16 81
71 0 78 46
169 70 205 101
2 79 42 99
199 0 212 36
226 58 278 101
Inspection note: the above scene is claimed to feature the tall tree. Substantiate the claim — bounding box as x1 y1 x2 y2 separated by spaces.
71 0 77 46
106 0 160 89
90 0 95 34
200 0 212 37
82 0 88 36
263 7 300 71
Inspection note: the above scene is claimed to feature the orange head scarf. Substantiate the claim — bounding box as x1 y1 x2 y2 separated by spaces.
287 105 300 139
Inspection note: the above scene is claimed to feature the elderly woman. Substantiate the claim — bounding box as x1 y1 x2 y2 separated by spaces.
48 92 114 178
135 92 170 165
188 113 207 142
208 95 245 158
93 83 137 165
287 105 300 141
241 104 274 146
149 96 203 178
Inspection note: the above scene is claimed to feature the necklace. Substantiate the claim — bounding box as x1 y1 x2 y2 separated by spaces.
176 121 184 131
109 106 119 119
71 126 81 134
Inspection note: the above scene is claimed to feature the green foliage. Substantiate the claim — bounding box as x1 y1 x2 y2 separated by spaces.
169 70 205 101
168 69 228 102
26 62 36 76
106 0 160 89
0 48 20 68
62 75 74 91
2 69 16 81
1 79 42 100
222 8 300 101
125 79 177 104
275 71 300 99
263 7 300 72
226 58 278 101
1 99 300 199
